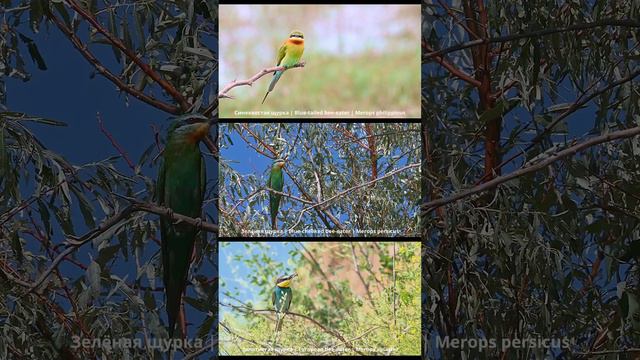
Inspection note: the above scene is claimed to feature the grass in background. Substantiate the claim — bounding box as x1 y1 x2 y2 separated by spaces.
220 49 421 118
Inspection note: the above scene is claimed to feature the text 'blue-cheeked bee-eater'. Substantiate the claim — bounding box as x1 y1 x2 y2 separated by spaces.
267 158 286 230
157 117 211 338
272 273 297 331
262 30 305 104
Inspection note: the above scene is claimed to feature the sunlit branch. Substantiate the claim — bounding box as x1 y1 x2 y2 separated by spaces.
289 163 421 230
218 62 305 99
220 303 365 355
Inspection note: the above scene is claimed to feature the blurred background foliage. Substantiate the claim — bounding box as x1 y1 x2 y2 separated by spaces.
219 122 421 237
219 241 421 355
218 5 421 118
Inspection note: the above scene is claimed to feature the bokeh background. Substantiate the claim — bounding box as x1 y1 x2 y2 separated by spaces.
219 5 421 118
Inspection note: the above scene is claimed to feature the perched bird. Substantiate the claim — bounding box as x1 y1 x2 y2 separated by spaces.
157 118 211 337
272 273 298 331
267 159 286 230
262 30 305 104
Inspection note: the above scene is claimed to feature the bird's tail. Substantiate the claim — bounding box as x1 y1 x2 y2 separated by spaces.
271 211 277 230
275 312 284 331
162 224 196 338
270 193 280 230
261 71 283 104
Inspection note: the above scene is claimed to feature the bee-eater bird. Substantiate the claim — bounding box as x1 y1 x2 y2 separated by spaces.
272 273 297 331
261 30 305 104
267 159 286 230
157 118 211 337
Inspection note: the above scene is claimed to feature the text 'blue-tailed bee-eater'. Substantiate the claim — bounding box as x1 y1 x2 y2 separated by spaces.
262 30 305 104
272 273 298 331
157 117 211 338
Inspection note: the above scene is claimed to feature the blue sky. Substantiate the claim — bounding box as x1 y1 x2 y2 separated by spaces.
218 123 421 235
6 24 218 344
219 242 298 322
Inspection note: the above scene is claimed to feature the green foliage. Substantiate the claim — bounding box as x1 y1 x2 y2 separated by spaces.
219 242 421 355
0 1 219 358
423 0 640 358
219 123 420 237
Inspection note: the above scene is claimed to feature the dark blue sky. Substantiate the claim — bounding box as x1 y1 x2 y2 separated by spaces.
6 24 218 352
7 28 169 166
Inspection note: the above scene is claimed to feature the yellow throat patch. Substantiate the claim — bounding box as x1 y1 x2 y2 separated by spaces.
276 279 291 288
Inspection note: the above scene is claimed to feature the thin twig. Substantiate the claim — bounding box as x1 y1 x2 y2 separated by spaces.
47 10 180 114
422 125 640 213
426 18 640 58
97 113 136 171
65 0 190 110
218 62 306 99
289 163 420 230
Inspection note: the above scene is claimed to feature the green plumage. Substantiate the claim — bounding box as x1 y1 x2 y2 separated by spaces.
262 30 305 104
271 273 296 332
267 159 285 229
158 120 208 337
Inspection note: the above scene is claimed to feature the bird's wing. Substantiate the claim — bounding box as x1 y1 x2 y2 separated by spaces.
267 168 272 189
284 290 292 312
276 42 287 66
157 158 168 262
271 288 276 306
157 158 166 205
200 155 206 206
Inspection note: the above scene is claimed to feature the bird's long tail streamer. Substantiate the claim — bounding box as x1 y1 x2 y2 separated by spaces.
261 71 283 104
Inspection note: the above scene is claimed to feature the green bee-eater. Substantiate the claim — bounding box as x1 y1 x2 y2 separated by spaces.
157 118 211 337
262 30 305 104
267 158 286 230
272 273 297 331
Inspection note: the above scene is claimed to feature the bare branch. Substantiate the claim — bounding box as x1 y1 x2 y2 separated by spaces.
218 62 306 99
22 199 218 293
97 113 136 171
426 18 640 58
47 11 180 114
289 163 420 230
64 0 190 111
220 303 365 355
422 126 640 214
423 39 482 88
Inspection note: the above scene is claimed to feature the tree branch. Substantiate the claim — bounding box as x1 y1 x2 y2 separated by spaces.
426 18 640 58
476 66 640 184
422 126 640 214
289 163 420 230
423 40 482 87
97 113 136 171
218 62 306 99
220 303 365 355
21 200 217 293
47 10 180 114
65 0 190 110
